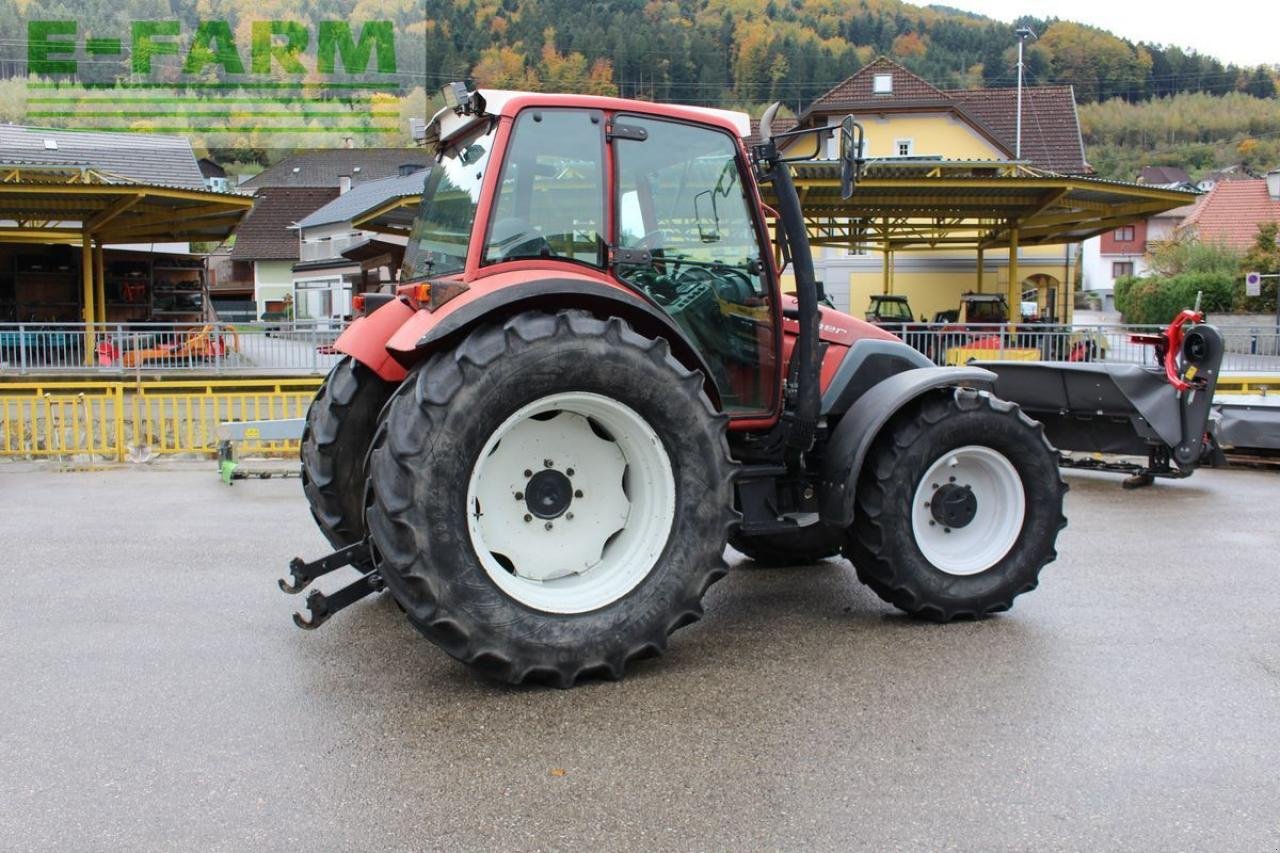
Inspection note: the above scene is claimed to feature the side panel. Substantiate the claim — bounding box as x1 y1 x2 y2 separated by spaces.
818 366 995 526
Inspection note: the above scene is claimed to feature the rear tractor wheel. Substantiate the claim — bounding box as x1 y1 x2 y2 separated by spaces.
300 356 394 567
846 388 1067 620
365 311 735 687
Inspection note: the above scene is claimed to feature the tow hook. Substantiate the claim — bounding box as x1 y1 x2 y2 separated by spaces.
280 539 382 629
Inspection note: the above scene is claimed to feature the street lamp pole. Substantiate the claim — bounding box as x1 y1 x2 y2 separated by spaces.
1015 26 1037 160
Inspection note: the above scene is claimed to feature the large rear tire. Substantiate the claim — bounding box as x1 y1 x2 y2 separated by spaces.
846 388 1067 621
300 356 394 563
365 311 736 687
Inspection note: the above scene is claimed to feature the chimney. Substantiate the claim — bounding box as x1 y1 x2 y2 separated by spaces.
338 175 351 195
1267 170 1280 201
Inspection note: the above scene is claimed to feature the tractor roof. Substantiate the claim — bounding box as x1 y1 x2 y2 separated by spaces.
425 89 752 150
871 294 910 302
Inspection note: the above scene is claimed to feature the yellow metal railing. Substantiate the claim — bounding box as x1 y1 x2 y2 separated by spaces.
0 377 323 460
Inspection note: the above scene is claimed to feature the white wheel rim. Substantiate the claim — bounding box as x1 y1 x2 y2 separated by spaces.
910 445 1025 576
465 391 676 614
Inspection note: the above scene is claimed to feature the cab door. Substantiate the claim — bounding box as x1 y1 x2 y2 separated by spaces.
610 115 779 417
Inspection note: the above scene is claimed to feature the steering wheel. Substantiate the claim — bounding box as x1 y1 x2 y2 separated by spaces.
1162 308 1203 392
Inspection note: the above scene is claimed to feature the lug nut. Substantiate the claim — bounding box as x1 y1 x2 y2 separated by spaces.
566 512 574 520
574 489 584 498
944 528 952 534
949 476 956 483
523 469 532 478
523 514 532 523
566 468 575 476
544 459 554 468
544 522 553 531
514 491 524 501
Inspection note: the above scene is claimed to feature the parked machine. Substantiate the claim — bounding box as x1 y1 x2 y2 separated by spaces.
282 86 1067 687
981 305 1226 488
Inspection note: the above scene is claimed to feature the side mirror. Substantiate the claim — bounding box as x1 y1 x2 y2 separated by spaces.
839 116 865 200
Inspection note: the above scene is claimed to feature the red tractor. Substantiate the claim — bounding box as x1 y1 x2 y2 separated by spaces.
282 85 1066 687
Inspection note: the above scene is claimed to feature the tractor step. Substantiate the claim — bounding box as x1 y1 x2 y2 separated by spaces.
291 571 385 630
279 540 372 594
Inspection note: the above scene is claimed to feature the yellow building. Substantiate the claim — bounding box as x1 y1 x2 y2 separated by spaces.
784 57 1091 323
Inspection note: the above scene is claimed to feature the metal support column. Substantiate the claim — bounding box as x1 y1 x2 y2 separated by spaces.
92 240 106 324
1007 224 1020 334
976 246 984 293
81 232 96 364
882 236 892 295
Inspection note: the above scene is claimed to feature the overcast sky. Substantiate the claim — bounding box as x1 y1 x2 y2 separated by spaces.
943 1 1276 67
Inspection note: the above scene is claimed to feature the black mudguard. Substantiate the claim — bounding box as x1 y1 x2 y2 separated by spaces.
818 366 996 526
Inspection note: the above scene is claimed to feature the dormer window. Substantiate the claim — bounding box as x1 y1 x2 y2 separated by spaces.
44 139 58 150
873 73 893 95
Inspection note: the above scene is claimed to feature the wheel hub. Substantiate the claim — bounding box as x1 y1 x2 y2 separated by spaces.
929 482 977 529
910 445 1026 576
525 468 574 519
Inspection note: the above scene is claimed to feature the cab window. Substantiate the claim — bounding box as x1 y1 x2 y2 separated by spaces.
613 116 776 415
484 110 606 267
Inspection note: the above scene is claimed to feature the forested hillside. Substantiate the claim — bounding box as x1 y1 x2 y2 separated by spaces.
0 0 1276 180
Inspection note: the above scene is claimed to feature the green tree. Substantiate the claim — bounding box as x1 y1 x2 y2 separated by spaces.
1238 222 1279 314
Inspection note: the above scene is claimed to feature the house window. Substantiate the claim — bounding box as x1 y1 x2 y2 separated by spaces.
873 73 893 95
1115 226 1135 242
1112 261 1134 279
895 139 913 157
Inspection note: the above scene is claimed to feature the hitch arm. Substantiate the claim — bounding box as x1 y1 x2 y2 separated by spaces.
279 540 372 594
292 572 385 630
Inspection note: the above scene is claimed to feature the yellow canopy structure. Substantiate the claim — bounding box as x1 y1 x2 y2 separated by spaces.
0 166 253 359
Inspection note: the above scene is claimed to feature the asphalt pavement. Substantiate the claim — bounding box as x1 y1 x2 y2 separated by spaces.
2 463 1278 851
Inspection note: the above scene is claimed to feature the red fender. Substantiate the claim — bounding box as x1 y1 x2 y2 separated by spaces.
333 298 416 383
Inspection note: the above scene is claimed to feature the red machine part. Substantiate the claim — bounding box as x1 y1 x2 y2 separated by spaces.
1129 308 1203 392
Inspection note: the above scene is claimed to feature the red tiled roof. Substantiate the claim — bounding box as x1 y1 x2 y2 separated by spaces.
1178 180 1280 249
948 86 1086 174
228 188 339 261
1139 165 1192 185
810 56 946 106
803 57 1088 174
744 117 799 148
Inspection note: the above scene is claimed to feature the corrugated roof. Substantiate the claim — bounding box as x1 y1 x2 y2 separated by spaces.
0 125 206 189
240 149 431 189
228 188 339 261
1179 180 1280 249
295 169 429 229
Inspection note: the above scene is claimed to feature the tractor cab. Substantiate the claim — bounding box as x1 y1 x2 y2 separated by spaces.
397 90 784 415
865 294 917 325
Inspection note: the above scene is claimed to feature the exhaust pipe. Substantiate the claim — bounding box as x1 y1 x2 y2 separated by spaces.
760 102 820 455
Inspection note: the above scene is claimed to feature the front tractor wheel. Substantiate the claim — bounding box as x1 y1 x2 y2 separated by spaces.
365 312 735 687
846 389 1067 621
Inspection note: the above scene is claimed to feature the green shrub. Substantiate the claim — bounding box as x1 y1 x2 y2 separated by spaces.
1113 275 1139 315
1118 271 1235 325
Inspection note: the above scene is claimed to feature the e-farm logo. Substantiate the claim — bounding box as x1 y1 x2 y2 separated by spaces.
26 20 403 137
